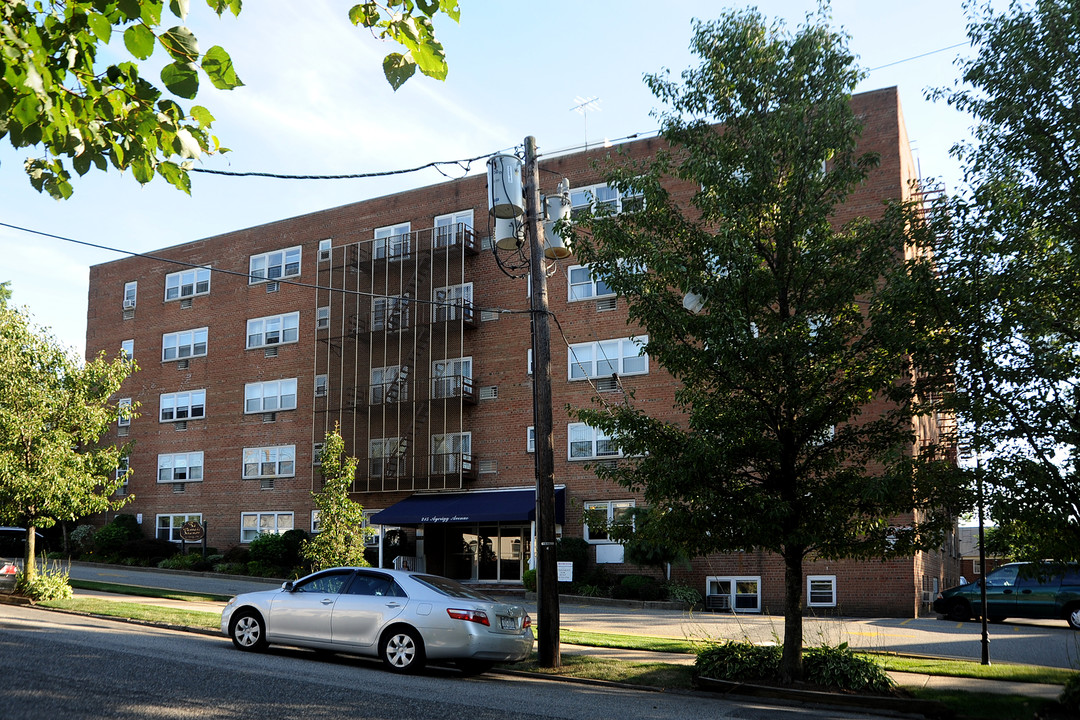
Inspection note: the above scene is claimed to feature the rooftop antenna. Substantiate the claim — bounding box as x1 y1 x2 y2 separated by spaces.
571 96 601 150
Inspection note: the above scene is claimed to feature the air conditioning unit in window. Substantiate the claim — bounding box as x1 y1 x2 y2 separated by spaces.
705 594 731 610
123 299 136 309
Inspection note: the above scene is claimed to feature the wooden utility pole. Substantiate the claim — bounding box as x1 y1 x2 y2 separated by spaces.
524 135 561 667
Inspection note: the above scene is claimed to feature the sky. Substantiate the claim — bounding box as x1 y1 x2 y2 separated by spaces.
0 0 997 357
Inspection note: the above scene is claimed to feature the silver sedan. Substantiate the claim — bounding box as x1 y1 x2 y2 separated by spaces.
221 567 533 674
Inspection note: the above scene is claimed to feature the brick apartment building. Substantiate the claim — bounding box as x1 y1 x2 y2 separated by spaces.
85 86 959 617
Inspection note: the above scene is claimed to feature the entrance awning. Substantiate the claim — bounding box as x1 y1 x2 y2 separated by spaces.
369 487 565 527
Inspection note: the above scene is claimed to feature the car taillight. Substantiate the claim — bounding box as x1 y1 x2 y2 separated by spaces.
0 564 17 575
522 614 531 629
447 608 490 626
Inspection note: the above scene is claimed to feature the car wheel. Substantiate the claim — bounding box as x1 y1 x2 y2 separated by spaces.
380 627 424 673
1067 606 1080 630
987 616 1006 624
230 610 268 652
456 660 495 676
946 602 970 622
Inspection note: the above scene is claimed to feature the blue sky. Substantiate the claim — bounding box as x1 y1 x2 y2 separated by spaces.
0 0 995 356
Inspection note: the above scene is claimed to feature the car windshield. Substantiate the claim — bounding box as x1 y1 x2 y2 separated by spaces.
412 574 496 601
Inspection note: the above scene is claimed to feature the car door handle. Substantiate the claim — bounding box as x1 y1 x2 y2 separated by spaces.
321 598 334 605
1003 589 1013 595
384 602 402 608
1021 589 1031 594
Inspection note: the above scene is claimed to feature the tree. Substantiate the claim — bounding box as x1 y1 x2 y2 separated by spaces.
302 427 369 571
1 0 459 199
931 0 1080 563
570 9 967 682
0 302 135 583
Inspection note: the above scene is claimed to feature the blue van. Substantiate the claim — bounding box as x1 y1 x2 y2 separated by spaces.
933 562 1080 630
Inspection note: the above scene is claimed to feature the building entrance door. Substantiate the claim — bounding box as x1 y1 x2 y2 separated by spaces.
424 524 528 583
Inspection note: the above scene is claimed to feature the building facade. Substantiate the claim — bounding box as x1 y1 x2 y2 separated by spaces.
85 87 958 617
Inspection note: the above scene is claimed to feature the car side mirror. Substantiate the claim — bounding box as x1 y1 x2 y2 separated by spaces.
281 581 294 592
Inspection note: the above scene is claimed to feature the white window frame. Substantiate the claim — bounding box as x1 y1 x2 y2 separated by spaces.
570 182 643 218
361 510 383 547
243 445 296 479
434 210 473 247
159 389 206 422
568 336 648 380
567 264 615 301
707 576 762 613
240 511 294 543
121 339 134 360
162 327 208 362
316 305 330 330
116 455 130 488
431 356 472 399
374 223 411 260
370 365 407 404
371 294 410 331
430 432 471 474
433 282 473 322
527 426 535 453
156 451 204 484
583 500 634 543
807 575 837 607
157 513 202 542
318 238 332 262
314 374 328 397
249 246 301 284
244 378 298 414
123 281 137 308
568 422 621 460
369 437 406 478
246 312 300 349
311 509 321 533
117 398 132 427
164 266 211 301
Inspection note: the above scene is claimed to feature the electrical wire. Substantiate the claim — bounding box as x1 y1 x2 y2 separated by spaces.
188 149 509 182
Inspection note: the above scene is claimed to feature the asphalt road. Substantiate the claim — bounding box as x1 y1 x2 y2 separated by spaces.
0 605 905 720
68 564 1080 670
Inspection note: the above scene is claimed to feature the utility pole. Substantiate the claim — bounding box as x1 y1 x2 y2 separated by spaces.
524 135 561 667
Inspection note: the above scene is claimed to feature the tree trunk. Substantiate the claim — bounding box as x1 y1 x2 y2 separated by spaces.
24 523 37 585
780 547 804 683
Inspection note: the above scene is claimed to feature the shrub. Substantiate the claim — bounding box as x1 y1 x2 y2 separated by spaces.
249 533 288 568
664 582 702 607
222 545 250 564
697 641 781 682
280 528 310 570
158 553 201 570
618 574 662 601
94 516 142 557
803 643 893 693
557 537 589 567
16 561 73 602
69 525 96 555
574 583 604 597
522 568 537 592
1059 672 1080 713
245 560 282 578
213 562 247 575
120 538 179 565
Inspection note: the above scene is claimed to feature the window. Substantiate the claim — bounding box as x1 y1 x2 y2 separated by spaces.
568 336 648 380
432 357 472 399
246 312 299 349
374 223 411 260
159 390 206 422
157 452 204 483
527 426 535 453
567 265 614 301
157 513 202 542
316 305 330 330
318 238 332 262
570 182 642 218
369 437 406 478
164 267 211 301
123 281 137 309
568 423 621 460
117 398 132 427
807 575 837 607
311 509 321 533
243 445 296 479
116 455 130 488
431 432 471 474
240 511 294 543
162 327 208 361
583 500 634 542
244 379 298 413
370 365 407 404
434 210 473 247
371 294 410 331
249 246 301 283
362 510 383 546
312 442 324 466
707 576 761 612
433 283 473 322
314 374 327 397
121 339 134 360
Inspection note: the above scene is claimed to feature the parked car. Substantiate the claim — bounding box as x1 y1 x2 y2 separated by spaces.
934 562 1080 629
221 566 533 674
0 527 46 562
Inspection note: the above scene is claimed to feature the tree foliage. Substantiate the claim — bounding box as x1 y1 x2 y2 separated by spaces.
570 9 967 682
0 302 135 582
1 0 459 198
302 427 369 571
931 0 1080 563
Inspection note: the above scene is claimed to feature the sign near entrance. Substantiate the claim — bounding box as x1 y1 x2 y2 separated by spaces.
557 561 573 583
179 520 205 542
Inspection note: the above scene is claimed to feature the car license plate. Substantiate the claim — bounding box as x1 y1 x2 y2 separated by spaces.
499 616 517 630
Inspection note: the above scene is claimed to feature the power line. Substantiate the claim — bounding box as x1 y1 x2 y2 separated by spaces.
866 42 969 72
188 149 504 181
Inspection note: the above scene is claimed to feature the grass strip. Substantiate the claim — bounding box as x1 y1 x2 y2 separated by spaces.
878 655 1074 686
42 596 221 629
558 628 701 654
907 687 1062 720
511 653 695 690
69 579 231 603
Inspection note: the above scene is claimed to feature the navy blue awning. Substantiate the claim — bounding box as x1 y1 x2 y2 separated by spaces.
369 487 565 527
